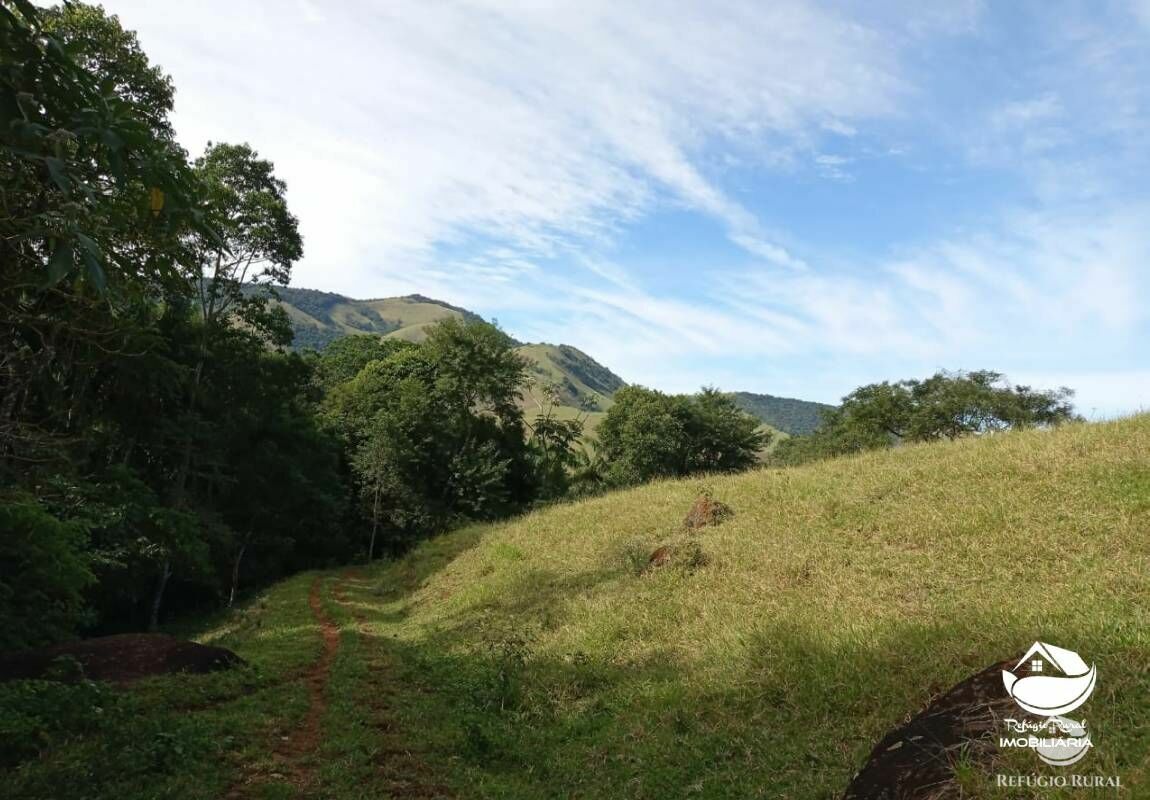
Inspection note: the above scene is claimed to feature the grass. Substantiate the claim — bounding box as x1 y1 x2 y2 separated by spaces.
4 416 1148 798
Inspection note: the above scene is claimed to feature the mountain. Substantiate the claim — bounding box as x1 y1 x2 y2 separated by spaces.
517 343 625 410
273 287 828 436
272 287 625 416
731 391 834 435
269 287 486 351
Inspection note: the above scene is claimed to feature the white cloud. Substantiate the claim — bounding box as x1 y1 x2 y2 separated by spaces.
98 1 1150 417
106 0 904 288
510 204 1150 413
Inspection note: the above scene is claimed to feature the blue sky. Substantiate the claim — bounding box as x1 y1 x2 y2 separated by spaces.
105 0 1150 415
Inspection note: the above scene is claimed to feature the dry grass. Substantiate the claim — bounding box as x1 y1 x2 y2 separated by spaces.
349 415 1150 798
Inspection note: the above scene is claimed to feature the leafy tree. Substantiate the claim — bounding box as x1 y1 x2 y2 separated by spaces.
41 2 176 139
774 370 1078 465
0 0 205 468
685 388 768 473
523 382 588 501
0 497 94 650
311 335 413 393
0 2 353 644
191 142 302 336
597 386 767 486
323 320 530 556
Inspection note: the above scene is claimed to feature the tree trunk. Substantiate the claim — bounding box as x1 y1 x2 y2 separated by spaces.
368 487 381 562
228 542 247 607
148 558 172 631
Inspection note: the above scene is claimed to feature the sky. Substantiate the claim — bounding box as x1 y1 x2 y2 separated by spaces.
102 0 1150 416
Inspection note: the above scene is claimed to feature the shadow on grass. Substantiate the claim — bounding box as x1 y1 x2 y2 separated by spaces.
338 567 1148 800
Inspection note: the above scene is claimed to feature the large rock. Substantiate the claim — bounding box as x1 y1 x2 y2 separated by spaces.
843 658 1018 799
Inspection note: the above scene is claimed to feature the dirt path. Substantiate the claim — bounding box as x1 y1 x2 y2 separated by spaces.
227 574 343 799
282 576 341 772
331 571 454 799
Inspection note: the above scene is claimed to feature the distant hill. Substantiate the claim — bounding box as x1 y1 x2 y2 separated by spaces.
731 391 834 435
268 287 487 351
517 343 625 410
272 286 828 437
271 287 625 417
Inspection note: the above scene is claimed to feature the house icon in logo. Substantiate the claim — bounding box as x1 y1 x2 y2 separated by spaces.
1002 642 1097 717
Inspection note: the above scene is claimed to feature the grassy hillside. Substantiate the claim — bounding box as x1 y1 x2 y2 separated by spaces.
518 343 626 411
731 390 835 435
269 287 485 350
9 416 1146 799
273 288 628 420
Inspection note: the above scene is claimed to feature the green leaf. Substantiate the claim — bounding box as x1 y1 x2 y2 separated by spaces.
75 232 103 263
45 241 74 286
44 157 71 193
81 249 107 292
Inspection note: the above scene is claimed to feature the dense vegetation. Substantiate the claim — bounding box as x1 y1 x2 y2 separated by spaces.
730 390 834 435
595 386 767 486
0 1 351 643
773 370 1078 465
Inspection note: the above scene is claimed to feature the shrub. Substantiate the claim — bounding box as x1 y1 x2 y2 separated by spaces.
0 499 94 650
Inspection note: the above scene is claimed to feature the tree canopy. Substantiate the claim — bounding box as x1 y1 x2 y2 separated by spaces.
596 386 767 486
773 370 1078 465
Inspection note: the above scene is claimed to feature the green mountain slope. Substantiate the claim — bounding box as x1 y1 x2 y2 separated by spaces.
274 287 627 417
272 288 822 442
50 415 1144 799
270 287 486 350
518 343 626 411
731 390 834 435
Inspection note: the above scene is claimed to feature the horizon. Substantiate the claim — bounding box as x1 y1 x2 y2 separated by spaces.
102 0 1150 417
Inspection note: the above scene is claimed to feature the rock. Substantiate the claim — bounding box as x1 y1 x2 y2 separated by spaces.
842 658 1019 799
684 492 733 531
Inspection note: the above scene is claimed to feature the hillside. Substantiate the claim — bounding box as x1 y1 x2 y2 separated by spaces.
268 287 486 350
731 390 834 435
272 288 824 440
13 416 1144 799
272 287 626 418
518 343 626 411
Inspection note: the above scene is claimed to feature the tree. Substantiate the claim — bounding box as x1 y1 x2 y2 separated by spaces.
191 142 302 336
153 143 302 628
773 370 1078 465
0 0 206 468
523 382 589 501
42 2 176 139
322 320 531 555
311 335 413 393
597 386 767 486
0 2 353 644
684 388 767 474
0 497 94 650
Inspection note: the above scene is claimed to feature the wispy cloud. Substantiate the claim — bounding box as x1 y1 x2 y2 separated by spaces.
111 0 908 283
104 0 1150 414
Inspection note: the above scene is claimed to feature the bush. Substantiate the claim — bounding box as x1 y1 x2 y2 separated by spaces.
0 499 94 650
